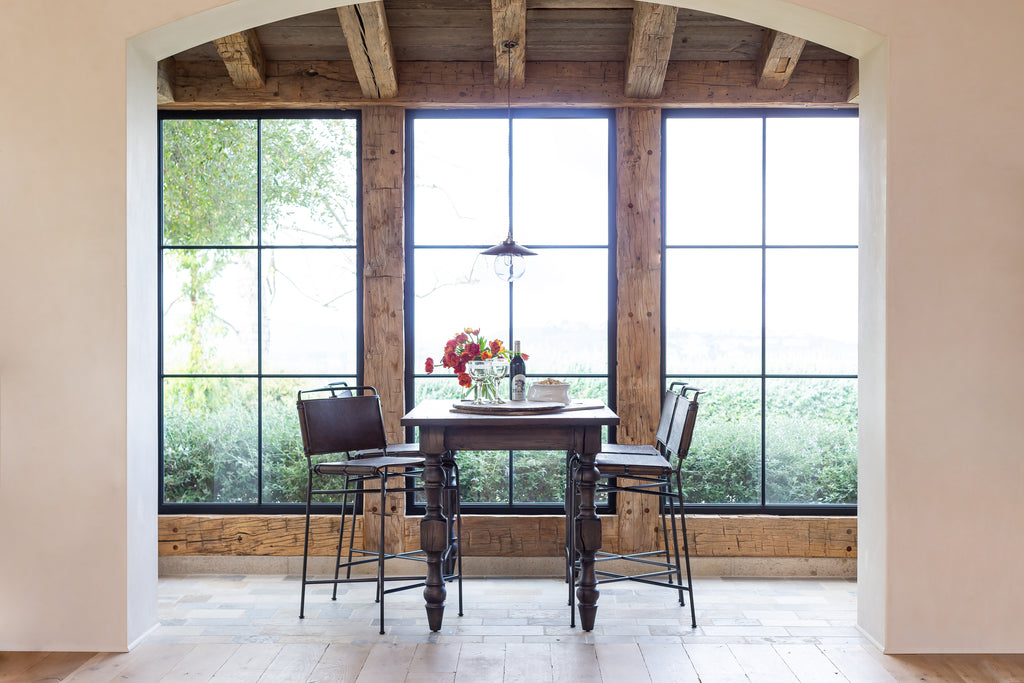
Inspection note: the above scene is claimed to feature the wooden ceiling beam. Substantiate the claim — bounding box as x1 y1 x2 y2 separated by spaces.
157 58 175 104
212 30 266 89
755 29 806 90
492 0 527 88
624 1 678 99
164 59 856 109
337 1 398 98
847 58 860 103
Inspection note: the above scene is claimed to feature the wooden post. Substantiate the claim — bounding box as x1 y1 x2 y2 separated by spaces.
362 106 407 554
615 107 662 554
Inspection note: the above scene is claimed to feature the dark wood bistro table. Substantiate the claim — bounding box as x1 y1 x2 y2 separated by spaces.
401 398 619 632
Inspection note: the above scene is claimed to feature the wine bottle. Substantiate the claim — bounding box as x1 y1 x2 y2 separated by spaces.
509 340 526 401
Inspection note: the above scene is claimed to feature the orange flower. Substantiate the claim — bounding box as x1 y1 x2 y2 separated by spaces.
489 339 503 355
481 349 492 360
458 372 472 388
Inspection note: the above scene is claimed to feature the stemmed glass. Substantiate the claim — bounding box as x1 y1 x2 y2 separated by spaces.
488 358 509 403
466 360 490 404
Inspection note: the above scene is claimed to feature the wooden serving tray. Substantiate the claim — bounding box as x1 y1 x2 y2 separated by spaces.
449 399 602 415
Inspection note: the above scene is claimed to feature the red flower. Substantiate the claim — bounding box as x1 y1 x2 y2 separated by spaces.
424 328 524 392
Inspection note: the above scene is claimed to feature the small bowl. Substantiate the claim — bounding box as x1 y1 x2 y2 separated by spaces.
527 381 571 404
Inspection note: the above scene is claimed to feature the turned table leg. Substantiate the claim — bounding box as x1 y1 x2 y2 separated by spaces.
574 450 601 631
419 430 448 631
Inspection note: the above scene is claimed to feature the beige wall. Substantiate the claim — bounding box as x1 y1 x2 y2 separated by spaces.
1 0 1022 653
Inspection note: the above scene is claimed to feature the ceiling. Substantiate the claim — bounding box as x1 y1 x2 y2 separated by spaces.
159 0 857 109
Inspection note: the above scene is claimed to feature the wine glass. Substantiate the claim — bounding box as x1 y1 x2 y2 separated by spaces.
488 357 509 403
466 360 489 404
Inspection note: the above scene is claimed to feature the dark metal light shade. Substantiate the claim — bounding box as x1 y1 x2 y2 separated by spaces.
480 236 537 257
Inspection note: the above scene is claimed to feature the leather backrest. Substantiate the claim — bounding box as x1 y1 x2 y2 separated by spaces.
296 393 387 457
666 393 700 463
655 390 680 446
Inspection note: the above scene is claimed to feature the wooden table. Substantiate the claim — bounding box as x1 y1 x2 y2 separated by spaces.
401 399 619 632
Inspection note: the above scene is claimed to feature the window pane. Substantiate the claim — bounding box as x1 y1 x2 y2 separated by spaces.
414 249 510 371
261 119 358 246
676 378 761 505
163 377 258 503
513 118 608 246
457 451 511 503
162 249 258 374
162 119 257 246
765 249 857 374
512 249 607 375
262 376 356 504
513 450 568 503
766 117 858 245
414 118 508 246
261 248 358 374
665 248 762 375
665 117 762 246
765 378 858 505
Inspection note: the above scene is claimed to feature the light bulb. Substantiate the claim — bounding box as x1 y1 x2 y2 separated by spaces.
493 254 525 281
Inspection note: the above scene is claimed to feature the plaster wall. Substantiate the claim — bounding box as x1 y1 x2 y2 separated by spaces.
0 0 1021 653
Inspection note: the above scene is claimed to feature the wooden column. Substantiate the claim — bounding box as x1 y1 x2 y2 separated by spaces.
615 107 663 553
362 105 407 553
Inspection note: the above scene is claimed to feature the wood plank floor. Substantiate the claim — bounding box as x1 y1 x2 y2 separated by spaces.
2 575 1023 681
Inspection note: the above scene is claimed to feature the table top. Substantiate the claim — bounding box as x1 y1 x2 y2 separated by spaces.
402 398 619 428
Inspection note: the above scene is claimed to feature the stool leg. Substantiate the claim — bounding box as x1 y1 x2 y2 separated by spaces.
347 480 359 580
666 486 684 605
333 476 351 601
377 473 387 634
300 470 313 619
676 470 696 628
660 486 674 586
452 460 464 617
567 454 579 628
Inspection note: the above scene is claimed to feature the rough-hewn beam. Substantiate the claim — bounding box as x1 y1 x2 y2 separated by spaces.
615 107 663 552
755 29 806 90
362 106 407 553
528 0 633 7
158 514 858 559
212 30 266 89
337 2 398 98
624 2 678 98
163 59 856 109
491 0 527 88
847 58 860 103
156 58 175 104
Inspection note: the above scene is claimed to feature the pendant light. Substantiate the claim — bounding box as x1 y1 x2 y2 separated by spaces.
481 39 536 282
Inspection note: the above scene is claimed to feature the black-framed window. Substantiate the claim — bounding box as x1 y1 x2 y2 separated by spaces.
158 111 361 513
663 110 858 514
405 109 615 513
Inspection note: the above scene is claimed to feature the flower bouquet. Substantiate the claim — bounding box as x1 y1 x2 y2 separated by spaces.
425 328 525 403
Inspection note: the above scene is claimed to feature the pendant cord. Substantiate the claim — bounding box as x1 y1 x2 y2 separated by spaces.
505 40 515 243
